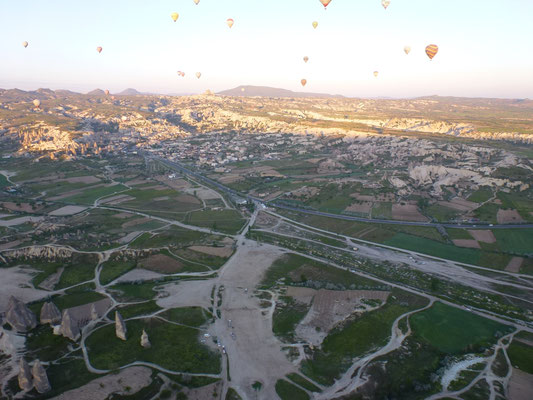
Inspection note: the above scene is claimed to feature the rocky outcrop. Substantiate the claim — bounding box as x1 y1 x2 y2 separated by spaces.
59 310 80 341
90 303 99 321
2 245 73 263
40 302 61 325
5 297 37 332
32 360 51 394
18 358 33 391
141 330 151 348
115 311 127 341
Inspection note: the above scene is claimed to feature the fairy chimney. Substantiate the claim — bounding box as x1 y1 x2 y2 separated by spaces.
18 359 33 392
115 311 127 341
6 297 37 332
32 360 51 394
40 302 61 326
141 330 151 348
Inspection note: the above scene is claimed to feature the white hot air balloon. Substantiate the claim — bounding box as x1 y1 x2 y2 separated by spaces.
404 46 411 55
23 41 29 48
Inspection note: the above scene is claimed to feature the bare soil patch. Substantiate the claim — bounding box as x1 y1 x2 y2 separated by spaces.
121 217 152 229
467 230 496 243
1 202 42 213
0 240 23 251
392 204 428 222
183 381 223 400
505 257 524 273
0 267 51 312
0 216 44 227
188 245 234 258
139 254 183 273
346 202 373 215
218 174 243 184
452 239 481 249
285 286 316 305
49 205 87 216
156 279 214 309
100 194 135 205
350 194 375 201
176 194 202 205
112 212 135 219
38 267 64 291
153 196 170 201
497 209 525 224
139 185 168 191
59 176 100 184
509 368 533 400
185 187 220 201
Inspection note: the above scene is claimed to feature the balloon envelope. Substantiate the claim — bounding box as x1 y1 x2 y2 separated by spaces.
303 56 309 63
404 46 411 55
171 12 179 22
105 90 110 96
312 21 318 29
22 41 28 48
301 79 307 87
319 0 332 8
196 72 202 79
194 0 200 4
227 18 234 28
33 99 41 107
382 0 391 9
373 71 379 77
425 44 439 60
96 46 102 53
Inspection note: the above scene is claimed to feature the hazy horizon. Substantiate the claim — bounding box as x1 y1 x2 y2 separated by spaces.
1 0 532 98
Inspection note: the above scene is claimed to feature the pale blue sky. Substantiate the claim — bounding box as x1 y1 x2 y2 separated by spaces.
1 0 532 98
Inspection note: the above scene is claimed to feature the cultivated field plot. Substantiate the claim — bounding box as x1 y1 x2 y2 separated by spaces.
119 187 203 213
391 203 428 222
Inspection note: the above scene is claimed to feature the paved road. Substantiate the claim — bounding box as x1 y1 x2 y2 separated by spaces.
154 156 533 230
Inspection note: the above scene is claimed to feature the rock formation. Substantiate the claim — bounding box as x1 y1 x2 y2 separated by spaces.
59 310 80 341
141 330 151 348
5 297 37 332
18 358 33 391
40 302 61 325
90 303 99 321
115 311 127 341
32 360 51 394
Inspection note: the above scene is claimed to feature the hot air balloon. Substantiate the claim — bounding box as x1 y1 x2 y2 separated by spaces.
382 0 391 10
33 99 41 108
171 12 179 22
241 88 245 92
404 46 411 55
301 79 307 87
196 72 202 79
425 44 439 60
105 90 110 96
227 18 234 28
312 21 318 29
96 46 102 53
194 0 200 4
373 71 379 78
319 0 332 9
303 56 309 63
22 41 28 48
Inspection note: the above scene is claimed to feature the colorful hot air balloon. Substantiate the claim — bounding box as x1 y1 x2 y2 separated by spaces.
33 99 41 108
227 18 234 28
382 0 391 10
105 90 110 96
196 72 202 79
425 44 439 60
319 0 332 9
404 46 411 55
194 0 200 4
312 21 318 29
96 46 103 53
171 12 179 22
301 79 307 87
22 41 28 48
373 71 379 78
303 56 309 63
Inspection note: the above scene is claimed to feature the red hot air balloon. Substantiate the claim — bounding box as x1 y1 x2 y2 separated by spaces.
319 0 332 9
425 44 439 60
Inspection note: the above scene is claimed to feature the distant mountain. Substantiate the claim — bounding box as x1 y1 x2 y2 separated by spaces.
117 88 142 96
86 89 106 96
54 89 80 96
218 85 344 99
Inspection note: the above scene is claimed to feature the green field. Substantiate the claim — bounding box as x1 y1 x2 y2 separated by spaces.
275 379 310 400
286 373 322 392
493 229 533 254
117 300 162 319
158 307 211 327
425 204 462 222
273 297 311 342
62 184 129 205
86 318 220 373
411 302 512 353
507 339 533 374
99 259 137 285
186 209 246 234
468 189 494 203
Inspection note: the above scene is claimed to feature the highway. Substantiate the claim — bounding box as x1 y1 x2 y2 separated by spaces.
154 156 533 230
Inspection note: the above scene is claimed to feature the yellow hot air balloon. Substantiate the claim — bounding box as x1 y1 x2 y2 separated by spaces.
404 46 411 55
425 44 439 60
96 46 102 53
312 21 318 29
373 71 379 78
227 18 234 28
301 79 307 87
382 0 391 10
303 56 309 63
22 41 28 48
33 99 41 108
196 72 202 79
194 0 200 4
319 0 332 9
171 12 179 22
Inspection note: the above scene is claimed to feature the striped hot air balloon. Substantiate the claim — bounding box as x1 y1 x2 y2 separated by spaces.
425 44 439 60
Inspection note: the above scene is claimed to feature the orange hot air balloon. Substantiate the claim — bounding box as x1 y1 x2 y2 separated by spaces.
373 71 379 78
303 56 309 63
96 46 102 53
196 72 202 79
171 12 179 22
227 18 234 28
319 0 332 9
425 44 439 60
301 79 307 87
23 41 28 48
105 90 110 96
312 21 318 29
